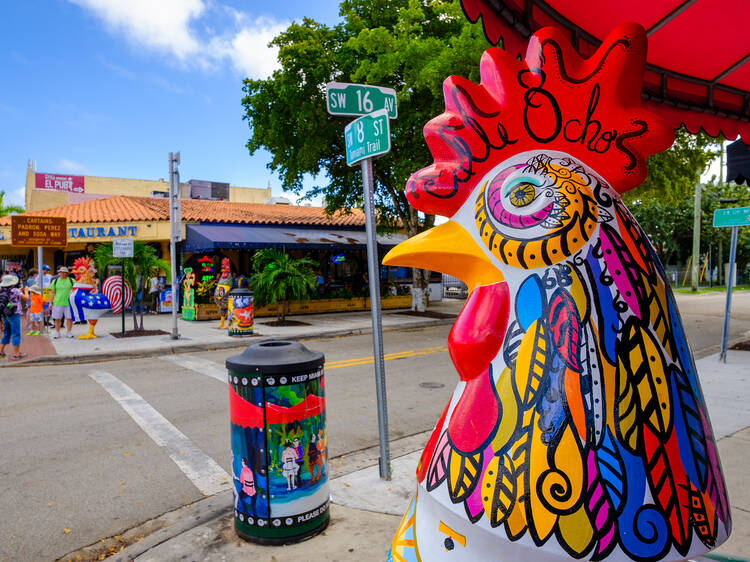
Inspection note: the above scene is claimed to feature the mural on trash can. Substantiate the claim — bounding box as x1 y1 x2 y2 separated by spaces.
228 366 328 531
383 23 730 562
228 293 254 336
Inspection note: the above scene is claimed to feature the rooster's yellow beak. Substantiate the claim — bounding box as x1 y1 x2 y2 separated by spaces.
383 221 504 292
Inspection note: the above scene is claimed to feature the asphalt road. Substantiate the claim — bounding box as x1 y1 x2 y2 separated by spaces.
1 291 749 561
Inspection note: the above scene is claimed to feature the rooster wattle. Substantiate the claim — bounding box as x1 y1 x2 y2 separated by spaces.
384 22 730 562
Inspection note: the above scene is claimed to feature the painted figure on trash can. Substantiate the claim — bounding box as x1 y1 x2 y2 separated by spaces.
69 256 111 339
383 23 730 561
215 257 233 329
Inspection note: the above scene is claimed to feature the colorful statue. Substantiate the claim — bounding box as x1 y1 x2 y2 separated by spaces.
69 257 111 339
383 23 730 561
214 257 233 329
182 268 195 321
101 274 133 315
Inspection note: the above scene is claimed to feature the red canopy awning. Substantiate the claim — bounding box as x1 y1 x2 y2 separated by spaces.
460 0 750 140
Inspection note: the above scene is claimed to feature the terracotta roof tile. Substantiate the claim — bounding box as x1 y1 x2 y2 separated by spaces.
0 195 366 227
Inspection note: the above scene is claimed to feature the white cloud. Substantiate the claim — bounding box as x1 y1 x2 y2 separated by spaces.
57 158 90 175
206 18 286 79
4 186 25 208
69 0 205 61
70 0 286 79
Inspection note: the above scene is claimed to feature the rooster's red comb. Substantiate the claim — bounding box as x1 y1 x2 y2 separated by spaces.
406 22 674 217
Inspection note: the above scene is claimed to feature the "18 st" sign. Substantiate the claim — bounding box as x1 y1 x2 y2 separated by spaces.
344 109 391 166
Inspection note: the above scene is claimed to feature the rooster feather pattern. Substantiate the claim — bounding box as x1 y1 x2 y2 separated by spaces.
384 22 730 562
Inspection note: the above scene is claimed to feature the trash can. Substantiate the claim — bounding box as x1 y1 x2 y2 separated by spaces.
227 288 254 337
227 341 329 544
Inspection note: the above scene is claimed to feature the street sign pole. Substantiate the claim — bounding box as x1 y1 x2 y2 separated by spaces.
37 246 44 334
169 152 181 341
333 82 397 480
719 225 739 363
361 157 391 480
121 259 126 336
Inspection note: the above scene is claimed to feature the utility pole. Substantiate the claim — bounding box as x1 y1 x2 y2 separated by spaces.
691 183 703 291
168 152 182 340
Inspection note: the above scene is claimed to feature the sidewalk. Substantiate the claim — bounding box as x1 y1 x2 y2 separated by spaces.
9 299 464 367
60 350 750 562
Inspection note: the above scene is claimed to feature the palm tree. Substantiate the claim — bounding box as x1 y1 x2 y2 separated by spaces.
250 249 318 323
0 190 25 216
93 242 170 331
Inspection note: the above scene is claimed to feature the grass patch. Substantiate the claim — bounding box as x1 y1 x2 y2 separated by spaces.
674 284 750 294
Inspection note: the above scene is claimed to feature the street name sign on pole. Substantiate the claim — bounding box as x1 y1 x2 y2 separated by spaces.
342 103 393 480
344 109 391 166
326 82 397 119
112 237 134 337
713 206 750 227
713 206 750 362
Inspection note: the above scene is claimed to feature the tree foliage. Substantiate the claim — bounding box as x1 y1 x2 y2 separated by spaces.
241 0 489 235
0 190 24 217
249 249 318 323
93 242 170 331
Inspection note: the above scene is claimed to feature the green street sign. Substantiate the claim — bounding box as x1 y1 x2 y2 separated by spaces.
326 82 397 119
713 206 750 228
344 109 390 166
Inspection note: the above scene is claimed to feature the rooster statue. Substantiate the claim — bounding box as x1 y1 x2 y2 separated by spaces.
383 23 730 562
215 257 233 329
69 256 111 339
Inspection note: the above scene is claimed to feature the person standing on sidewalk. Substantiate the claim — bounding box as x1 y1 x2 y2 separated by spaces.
49 266 74 339
0 274 28 360
26 285 44 336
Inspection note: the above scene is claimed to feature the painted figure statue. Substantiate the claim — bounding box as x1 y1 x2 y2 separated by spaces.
69 257 111 339
215 257 233 329
182 268 196 321
383 23 730 562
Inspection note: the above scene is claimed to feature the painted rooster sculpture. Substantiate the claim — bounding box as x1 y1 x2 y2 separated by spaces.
384 23 730 562
70 256 111 339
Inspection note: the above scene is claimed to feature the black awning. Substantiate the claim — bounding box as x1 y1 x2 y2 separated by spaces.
183 224 406 252
727 139 750 186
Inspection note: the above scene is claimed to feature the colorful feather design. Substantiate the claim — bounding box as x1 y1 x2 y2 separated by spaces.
547 287 582 371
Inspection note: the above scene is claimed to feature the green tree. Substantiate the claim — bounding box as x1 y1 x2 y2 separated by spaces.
626 129 722 268
249 249 318 323
241 0 490 310
93 242 170 332
0 190 24 216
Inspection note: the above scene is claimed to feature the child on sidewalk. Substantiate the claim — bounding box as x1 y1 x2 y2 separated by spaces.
26 285 45 336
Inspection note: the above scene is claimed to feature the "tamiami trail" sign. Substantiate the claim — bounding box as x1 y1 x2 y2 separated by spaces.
11 215 67 247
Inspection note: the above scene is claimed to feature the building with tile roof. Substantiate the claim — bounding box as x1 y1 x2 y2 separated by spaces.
0 191 408 310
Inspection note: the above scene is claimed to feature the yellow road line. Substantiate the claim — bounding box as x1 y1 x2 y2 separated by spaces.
326 345 448 370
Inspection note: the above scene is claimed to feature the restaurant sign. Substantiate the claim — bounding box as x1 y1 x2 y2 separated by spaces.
68 225 138 239
35 173 85 193
11 216 67 247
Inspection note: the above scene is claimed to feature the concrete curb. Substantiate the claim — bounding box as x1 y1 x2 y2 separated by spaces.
13 317 454 367
63 430 432 562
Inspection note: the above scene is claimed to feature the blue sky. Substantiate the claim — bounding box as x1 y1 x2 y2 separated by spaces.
0 1 342 208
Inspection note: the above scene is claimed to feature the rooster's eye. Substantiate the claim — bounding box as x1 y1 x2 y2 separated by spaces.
508 183 536 207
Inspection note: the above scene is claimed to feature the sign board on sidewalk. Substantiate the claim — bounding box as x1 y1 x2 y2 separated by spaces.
326 82 398 119
344 109 391 167
11 216 67 247
714 206 750 228
112 237 134 258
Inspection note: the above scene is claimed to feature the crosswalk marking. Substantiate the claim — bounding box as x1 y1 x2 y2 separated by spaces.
160 354 227 382
89 370 230 496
